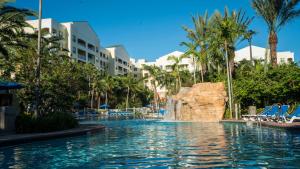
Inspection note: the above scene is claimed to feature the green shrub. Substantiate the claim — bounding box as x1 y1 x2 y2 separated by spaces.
15 112 78 133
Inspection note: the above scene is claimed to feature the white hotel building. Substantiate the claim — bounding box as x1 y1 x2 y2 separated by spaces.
25 18 140 76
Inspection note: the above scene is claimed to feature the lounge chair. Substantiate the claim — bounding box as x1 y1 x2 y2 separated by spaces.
257 105 279 121
274 105 289 121
242 106 272 121
283 106 300 123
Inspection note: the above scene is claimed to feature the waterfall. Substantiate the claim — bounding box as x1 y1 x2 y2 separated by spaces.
164 97 175 120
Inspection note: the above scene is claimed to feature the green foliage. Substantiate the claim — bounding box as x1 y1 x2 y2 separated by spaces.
234 62 300 108
15 112 78 133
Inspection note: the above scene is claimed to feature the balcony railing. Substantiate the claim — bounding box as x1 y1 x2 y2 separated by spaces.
78 55 86 61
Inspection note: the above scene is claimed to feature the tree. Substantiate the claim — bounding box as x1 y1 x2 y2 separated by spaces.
183 12 210 82
243 30 256 66
180 41 198 84
252 0 300 66
210 7 252 118
167 55 186 92
143 65 164 112
0 1 34 60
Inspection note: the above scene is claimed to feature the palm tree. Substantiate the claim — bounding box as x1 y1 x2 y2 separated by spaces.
101 74 116 109
143 65 163 112
0 1 34 59
167 55 186 92
120 74 143 111
183 12 210 82
243 30 256 66
180 41 198 84
252 0 300 66
211 7 252 118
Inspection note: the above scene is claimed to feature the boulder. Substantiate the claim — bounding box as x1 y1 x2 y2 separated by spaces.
168 82 227 122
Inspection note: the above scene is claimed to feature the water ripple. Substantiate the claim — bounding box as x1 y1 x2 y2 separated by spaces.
1 120 300 168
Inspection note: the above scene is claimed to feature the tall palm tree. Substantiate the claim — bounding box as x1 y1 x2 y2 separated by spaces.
211 7 252 118
121 74 143 111
143 65 163 112
243 30 256 66
252 0 300 66
101 73 116 109
183 12 210 82
167 55 186 92
180 41 198 84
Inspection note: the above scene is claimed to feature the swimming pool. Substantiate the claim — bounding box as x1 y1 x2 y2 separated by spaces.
1 120 300 168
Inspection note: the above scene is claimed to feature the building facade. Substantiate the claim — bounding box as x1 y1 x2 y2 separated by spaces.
26 18 112 74
26 19 145 77
106 45 132 76
235 45 294 64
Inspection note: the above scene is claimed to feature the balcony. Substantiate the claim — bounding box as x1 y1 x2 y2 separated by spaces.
88 43 95 51
78 55 86 61
88 53 95 64
78 49 86 61
77 38 86 47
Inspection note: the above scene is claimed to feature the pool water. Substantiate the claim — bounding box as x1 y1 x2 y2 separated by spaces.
1 120 300 168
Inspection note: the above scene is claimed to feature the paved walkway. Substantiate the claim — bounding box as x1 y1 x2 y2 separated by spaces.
0 124 105 147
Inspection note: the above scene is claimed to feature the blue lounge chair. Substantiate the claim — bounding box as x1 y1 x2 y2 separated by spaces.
283 106 300 123
276 105 289 118
242 106 272 121
257 105 279 121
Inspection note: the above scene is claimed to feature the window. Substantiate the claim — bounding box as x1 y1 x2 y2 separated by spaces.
134 74 137 78
280 58 285 63
72 47 76 53
72 35 76 42
134 68 137 71
144 73 149 77
288 58 293 63
96 47 99 52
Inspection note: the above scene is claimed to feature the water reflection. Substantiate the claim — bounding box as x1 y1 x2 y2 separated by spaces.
0 121 300 168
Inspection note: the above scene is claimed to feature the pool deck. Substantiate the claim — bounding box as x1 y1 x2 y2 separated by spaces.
220 120 300 129
0 124 105 147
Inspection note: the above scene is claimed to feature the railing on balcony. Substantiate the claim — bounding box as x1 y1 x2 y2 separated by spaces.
88 43 95 51
78 55 86 61
77 38 86 47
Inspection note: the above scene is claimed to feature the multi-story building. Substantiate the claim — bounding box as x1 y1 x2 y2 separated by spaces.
235 45 294 64
106 45 132 76
154 51 195 73
26 18 111 74
129 58 143 79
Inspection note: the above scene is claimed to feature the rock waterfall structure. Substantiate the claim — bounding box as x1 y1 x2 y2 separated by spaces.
164 82 227 122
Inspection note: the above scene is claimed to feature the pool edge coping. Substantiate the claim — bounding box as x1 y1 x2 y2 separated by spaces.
0 124 105 147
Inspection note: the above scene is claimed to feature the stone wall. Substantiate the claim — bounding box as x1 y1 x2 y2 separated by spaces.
169 82 227 122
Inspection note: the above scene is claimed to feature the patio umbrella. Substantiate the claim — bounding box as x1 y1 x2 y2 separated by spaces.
0 81 23 90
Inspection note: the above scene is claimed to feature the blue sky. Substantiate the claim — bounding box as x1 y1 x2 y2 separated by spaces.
12 0 300 62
